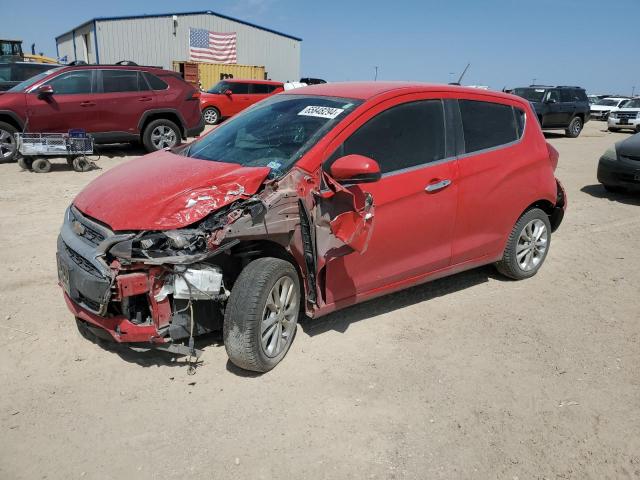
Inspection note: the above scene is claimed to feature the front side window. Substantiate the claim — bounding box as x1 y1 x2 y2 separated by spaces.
546 90 561 103
328 100 446 175
459 100 519 153
102 70 143 93
187 95 361 177
45 70 93 94
623 99 640 109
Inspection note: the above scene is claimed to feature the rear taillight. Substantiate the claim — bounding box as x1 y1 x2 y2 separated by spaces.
546 142 559 171
186 90 201 101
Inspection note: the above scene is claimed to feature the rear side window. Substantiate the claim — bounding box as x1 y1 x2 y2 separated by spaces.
330 100 446 174
560 90 574 102
459 100 518 153
143 72 169 90
46 70 93 94
249 83 270 94
102 70 143 93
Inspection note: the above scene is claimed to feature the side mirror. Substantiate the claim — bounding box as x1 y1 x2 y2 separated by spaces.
224 89 232 96
329 154 381 184
37 85 54 97
545 98 556 104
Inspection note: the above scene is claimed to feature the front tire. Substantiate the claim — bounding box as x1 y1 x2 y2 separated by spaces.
202 107 220 125
565 116 583 138
223 257 301 372
495 208 551 280
142 119 181 153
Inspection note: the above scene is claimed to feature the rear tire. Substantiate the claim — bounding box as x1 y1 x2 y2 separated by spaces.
142 119 181 153
202 107 220 125
0 121 18 163
565 117 583 138
223 257 300 373
31 158 51 173
495 208 551 280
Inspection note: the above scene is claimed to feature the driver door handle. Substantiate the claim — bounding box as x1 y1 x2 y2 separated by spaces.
425 179 452 192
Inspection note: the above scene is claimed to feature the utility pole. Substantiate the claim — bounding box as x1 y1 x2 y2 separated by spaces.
633 86 636 97
532 78 537 85
374 66 379 81
448 72 455 83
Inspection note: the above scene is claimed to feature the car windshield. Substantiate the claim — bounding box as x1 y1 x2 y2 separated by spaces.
595 99 619 106
512 88 546 102
207 81 231 94
7 68 60 92
187 94 362 177
623 99 640 109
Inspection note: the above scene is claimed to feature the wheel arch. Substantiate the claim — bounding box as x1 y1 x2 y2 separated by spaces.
0 111 24 131
138 109 186 139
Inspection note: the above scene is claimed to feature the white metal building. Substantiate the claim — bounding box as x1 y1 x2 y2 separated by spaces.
55 10 302 81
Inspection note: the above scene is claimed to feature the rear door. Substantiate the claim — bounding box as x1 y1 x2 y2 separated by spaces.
91 69 156 137
559 89 578 123
452 97 529 264
25 69 97 132
318 96 459 304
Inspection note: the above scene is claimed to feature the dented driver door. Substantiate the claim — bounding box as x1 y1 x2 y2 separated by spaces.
314 97 458 305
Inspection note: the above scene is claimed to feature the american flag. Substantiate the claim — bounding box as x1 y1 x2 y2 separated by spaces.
189 28 237 64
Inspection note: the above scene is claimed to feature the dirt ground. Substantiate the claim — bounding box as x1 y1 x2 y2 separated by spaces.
1 120 639 480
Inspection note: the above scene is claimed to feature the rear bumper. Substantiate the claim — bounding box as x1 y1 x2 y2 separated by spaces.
186 115 205 138
598 157 640 190
550 179 567 231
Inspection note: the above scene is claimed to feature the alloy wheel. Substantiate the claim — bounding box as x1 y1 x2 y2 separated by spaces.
571 119 582 136
203 109 218 125
516 219 548 271
260 276 298 358
0 129 16 160
150 126 178 149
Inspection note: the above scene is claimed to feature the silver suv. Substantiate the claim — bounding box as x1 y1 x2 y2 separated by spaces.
608 98 640 133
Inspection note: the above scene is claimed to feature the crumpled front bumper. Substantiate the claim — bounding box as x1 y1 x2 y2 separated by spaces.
64 292 164 343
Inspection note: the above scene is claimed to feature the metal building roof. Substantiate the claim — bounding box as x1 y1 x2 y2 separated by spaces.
55 10 303 42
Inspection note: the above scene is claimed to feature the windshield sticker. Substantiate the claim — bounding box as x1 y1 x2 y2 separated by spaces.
298 106 345 119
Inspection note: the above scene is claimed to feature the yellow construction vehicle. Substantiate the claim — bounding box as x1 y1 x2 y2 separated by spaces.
0 39 57 64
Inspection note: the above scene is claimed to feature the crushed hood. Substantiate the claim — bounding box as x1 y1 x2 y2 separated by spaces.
74 150 270 231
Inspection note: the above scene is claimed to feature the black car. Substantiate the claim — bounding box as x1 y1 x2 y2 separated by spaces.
511 85 590 138
598 133 640 192
0 62 55 91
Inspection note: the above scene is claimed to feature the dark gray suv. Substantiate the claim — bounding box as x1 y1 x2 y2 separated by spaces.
511 85 590 138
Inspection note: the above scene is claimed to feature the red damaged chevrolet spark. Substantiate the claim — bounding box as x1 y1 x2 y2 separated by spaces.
57 82 566 372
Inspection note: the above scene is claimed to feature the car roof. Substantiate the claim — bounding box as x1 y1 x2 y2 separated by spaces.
55 64 170 74
281 81 519 102
224 79 283 85
603 97 628 101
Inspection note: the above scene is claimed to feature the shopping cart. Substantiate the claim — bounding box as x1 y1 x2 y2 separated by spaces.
16 130 96 173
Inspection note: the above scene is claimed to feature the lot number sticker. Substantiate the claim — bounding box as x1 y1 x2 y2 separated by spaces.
298 106 344 119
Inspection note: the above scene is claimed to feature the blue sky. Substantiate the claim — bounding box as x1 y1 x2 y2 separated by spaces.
5 0 640 94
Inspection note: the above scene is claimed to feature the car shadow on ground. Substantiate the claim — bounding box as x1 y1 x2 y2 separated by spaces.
299 265 496 337
543 131 566 139
79 265 498 374
95 143 148 159
581 184 640 206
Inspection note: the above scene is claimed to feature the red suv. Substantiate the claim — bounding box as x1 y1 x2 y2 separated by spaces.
57 83 566 372
199 79 284 125
0 65 204 162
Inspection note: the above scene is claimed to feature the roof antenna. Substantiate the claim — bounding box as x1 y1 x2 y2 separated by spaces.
457 63 471 85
